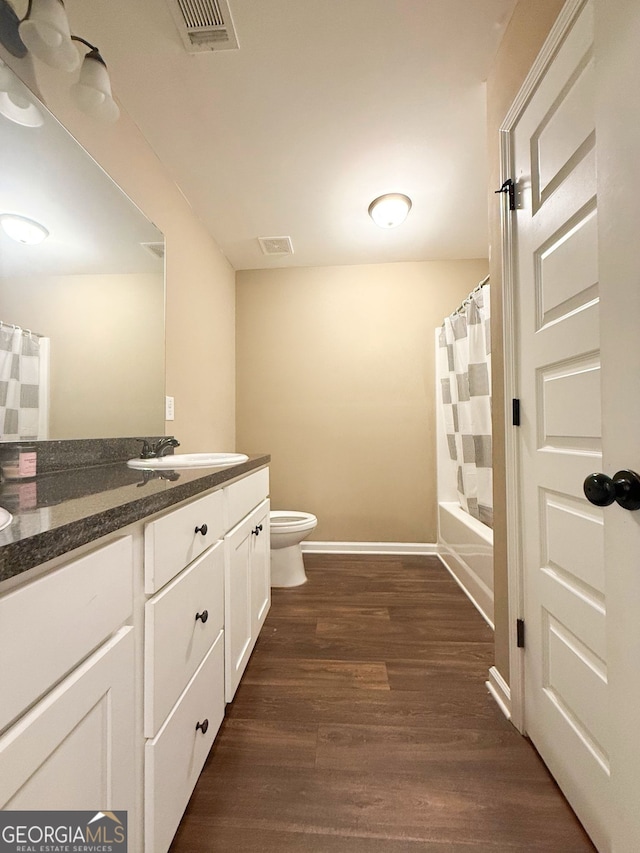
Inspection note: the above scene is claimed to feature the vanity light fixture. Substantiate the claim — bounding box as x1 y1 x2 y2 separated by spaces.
0 0 118 122
0 213 49 244
70 38 119 123
18 0 79 71
368 193 412 228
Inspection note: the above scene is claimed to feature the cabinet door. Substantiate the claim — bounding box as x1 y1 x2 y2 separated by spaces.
251 499 271 641
0 627 135 814
224 500 271 702
224 512 253 702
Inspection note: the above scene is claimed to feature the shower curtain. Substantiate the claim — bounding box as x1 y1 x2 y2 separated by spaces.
438 284 493 527
0 324 47 441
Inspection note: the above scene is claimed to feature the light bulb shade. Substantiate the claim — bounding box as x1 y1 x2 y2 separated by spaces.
0 61 44 126
368 193 412 228
18 0 79 71
70 51 119 123
0 214 49 244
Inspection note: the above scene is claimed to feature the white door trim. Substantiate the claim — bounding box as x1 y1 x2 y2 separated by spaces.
499 0 589 737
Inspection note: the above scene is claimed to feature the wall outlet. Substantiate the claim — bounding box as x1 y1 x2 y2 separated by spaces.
165 396 175 421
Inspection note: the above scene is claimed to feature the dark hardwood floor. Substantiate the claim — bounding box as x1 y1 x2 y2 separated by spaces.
170 554 596 852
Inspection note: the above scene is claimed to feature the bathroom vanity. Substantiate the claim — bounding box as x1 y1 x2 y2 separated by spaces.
0 443 270 853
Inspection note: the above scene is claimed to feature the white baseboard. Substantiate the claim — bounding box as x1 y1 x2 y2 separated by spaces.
486 665 511 720
301 541 437 555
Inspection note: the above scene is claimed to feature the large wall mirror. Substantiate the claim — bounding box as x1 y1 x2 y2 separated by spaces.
0 59 165 442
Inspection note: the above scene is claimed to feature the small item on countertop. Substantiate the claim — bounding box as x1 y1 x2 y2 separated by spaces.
1 444 37 480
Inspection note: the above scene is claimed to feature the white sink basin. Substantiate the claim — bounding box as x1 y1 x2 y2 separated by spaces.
0 507 12 532
127 452 249 470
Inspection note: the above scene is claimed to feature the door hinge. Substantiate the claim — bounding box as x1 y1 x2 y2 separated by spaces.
516 618 525 648
495 178 516 211
512 398 521 426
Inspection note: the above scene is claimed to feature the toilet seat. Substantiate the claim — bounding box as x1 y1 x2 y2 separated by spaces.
270 510 317 534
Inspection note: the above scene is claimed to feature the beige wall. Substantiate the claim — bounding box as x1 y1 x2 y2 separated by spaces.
1 273 164 438
237 260 488 542
1 49 236 451
487 0 565 682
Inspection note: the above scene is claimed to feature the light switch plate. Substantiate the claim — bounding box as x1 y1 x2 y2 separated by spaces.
165 396 175 421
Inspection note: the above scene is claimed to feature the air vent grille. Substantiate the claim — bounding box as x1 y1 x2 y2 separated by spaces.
258 236 294 256
141 242 165 260
166 0 239 52
178 0 224 29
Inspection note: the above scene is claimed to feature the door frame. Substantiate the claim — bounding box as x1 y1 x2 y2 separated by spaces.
499 0 587 737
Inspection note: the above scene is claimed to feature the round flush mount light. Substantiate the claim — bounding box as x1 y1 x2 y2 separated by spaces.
0 214 49 244
368 193 412 229
0 60 44 127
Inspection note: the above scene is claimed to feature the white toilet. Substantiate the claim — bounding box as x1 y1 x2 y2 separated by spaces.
269 510 317 587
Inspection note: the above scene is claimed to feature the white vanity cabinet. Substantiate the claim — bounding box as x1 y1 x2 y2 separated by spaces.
0 537 135 815
224 469 271 701
0 461 270 853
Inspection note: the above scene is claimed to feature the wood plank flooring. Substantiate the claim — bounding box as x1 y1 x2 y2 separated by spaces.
170 554 596 852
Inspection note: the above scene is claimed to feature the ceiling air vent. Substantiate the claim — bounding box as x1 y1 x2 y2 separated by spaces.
166 0 240 53
141 242 165 260
258 236 294 256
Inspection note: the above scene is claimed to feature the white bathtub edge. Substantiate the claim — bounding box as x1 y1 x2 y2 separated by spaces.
437 551 495 629
438 501 493 545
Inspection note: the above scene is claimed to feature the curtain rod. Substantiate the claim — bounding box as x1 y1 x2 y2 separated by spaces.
451 274 490 317
0 319 45 339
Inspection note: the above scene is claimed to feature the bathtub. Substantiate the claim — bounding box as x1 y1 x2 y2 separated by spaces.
437 501 494 628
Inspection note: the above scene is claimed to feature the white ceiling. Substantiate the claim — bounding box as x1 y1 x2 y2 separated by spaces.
65 0 517 271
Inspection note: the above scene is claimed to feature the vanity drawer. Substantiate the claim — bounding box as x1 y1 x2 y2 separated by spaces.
145 632 224 853
0 537 133 733
144 489 224 593
144 540 224 737
225 468 269 530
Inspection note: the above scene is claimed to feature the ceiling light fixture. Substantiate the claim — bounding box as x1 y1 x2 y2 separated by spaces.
0 0 118 122
368 193 412 229
0 58 43 126
0 213 49 244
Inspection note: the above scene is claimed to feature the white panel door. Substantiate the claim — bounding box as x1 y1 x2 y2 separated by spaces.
594 1 640 849
511 1 640 850
512 1 609 849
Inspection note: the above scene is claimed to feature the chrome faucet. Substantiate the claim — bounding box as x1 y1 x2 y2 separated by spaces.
152 437 180 457
137 437 180 459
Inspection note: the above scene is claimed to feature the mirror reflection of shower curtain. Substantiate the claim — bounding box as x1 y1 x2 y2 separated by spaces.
438 285 492 527
0 324 50 440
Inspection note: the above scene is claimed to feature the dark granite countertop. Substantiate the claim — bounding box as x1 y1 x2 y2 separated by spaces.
0 453 270 583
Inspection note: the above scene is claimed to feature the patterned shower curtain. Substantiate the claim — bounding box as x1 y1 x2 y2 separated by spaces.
438 284 492 527
0 324 44 440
